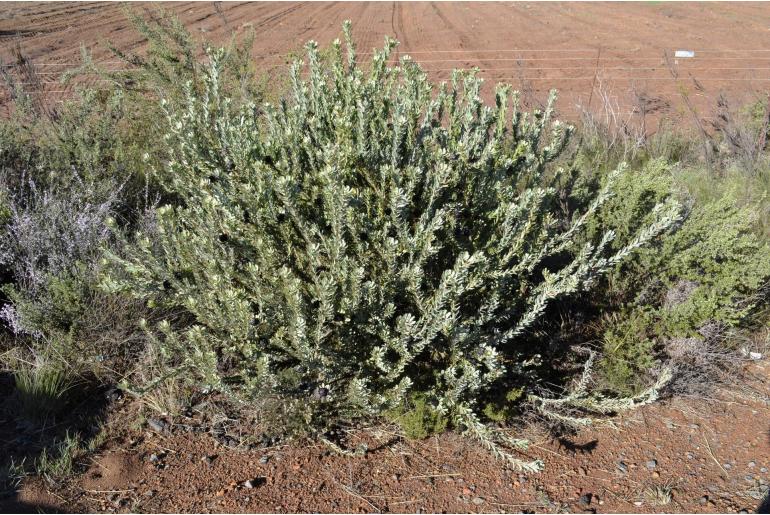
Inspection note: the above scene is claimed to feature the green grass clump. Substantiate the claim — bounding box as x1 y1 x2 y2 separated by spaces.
597 313 656 396
11 355 74 422
386 393 448 440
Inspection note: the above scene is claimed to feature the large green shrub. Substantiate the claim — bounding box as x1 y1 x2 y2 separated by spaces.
103 24 680 470
583 158 770 394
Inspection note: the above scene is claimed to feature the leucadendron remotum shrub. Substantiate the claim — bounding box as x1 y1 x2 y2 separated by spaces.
103 23 681 471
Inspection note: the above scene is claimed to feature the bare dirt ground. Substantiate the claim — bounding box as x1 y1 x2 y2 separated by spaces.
2 2 770 122
2 362 769 514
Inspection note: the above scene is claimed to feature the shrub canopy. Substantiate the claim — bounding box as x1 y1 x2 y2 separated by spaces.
103 23 680 470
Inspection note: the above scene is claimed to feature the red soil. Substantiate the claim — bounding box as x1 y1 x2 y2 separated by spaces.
3 362 768 514
2 2 770 123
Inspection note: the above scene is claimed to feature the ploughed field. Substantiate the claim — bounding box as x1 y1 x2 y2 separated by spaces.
2 2 770 123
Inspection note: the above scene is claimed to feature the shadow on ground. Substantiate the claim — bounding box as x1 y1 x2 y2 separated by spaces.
0 496 60 513
760 488 770 514
0 370 113 513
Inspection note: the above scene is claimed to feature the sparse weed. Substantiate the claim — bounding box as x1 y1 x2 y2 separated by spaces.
34 432 82 483
642 481 676 506
1 458 28 490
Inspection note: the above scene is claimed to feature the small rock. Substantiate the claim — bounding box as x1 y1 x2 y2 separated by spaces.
147 418 166 433
579 493 592 506
699 496 708 505
579 466 587 476
105 388 123 402
259 455 270 465
633 501 643 506
748 461 756 468
202 455 215 466
686 452 694 460
462 487 472 496
761 467 768 473
617 461 628 473
646 459 658 470
745 475 754 482
724 463 732 470
652 471 660 479
243 478 265 489
471 496 485 505
148 453 160 463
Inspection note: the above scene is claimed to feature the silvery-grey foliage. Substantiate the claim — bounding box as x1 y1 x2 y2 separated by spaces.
0 169 121 335
104 23 682 471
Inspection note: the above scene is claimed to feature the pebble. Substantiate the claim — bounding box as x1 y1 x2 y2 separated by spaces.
243 479 264 489
686 452 694 460
471 497 485 505
633 501 643 506
202 455 215 466
761 467 768 473
724 463 732 470
148 453 160 463
652 471 660 479
646 459 658 470
579 493 592 506
745 475 754 482
259 455 270 464
147 418 166 433
699 496 709 505
749 461 756 468
617 461 628 473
